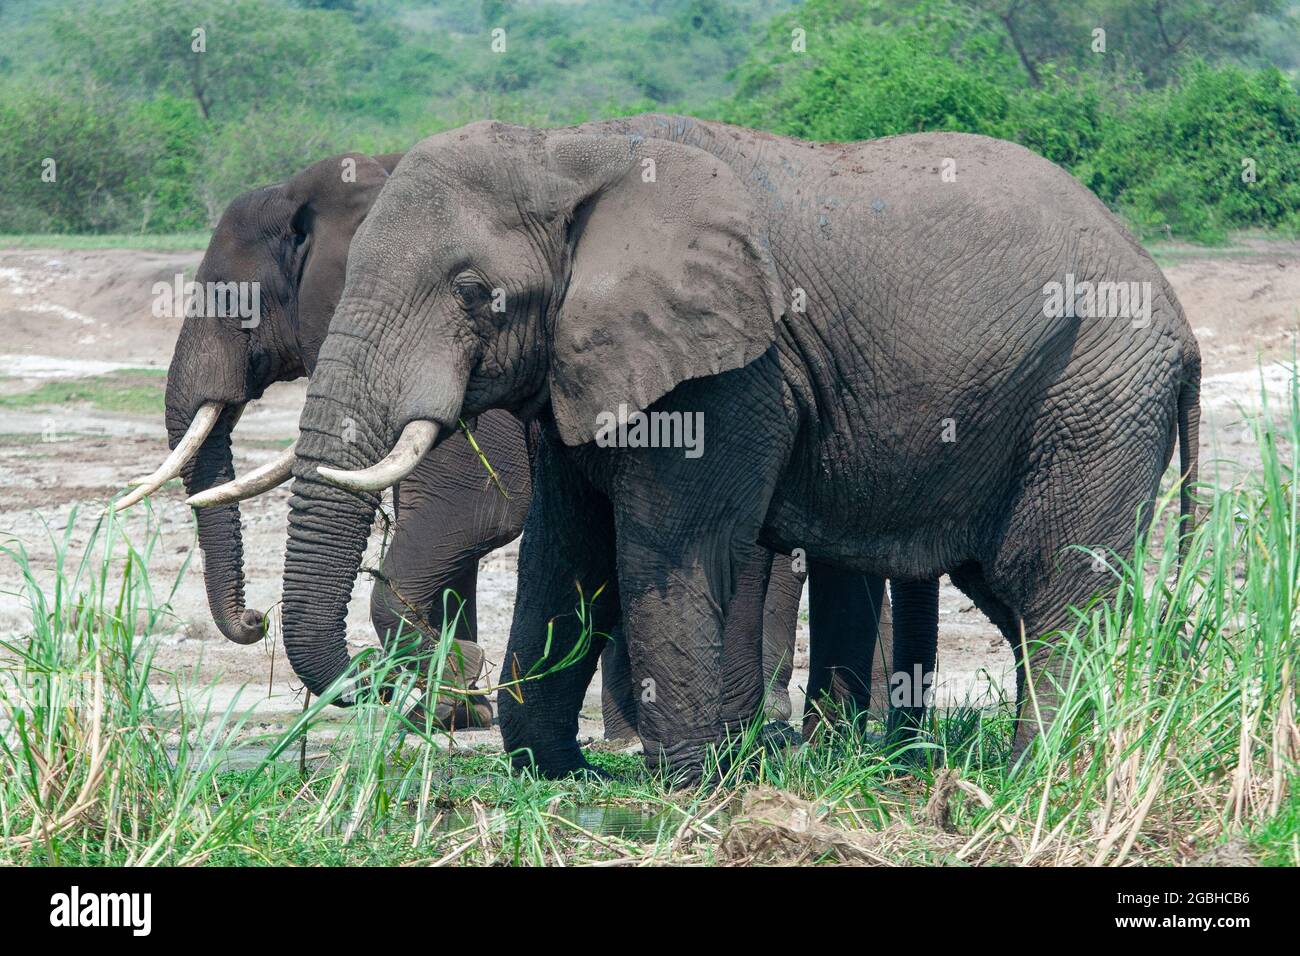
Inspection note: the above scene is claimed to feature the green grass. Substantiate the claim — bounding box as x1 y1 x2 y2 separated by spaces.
0 233 209 250
0 370 165 416
1 370 1298 865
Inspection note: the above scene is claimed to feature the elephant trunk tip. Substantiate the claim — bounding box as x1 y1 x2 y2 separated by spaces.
216 607 266 645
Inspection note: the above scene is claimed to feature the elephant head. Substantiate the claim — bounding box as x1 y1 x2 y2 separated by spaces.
114 152 397 644
279 120 783 697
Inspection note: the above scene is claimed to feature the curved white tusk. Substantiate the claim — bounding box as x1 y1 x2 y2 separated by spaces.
317 420 438 494
127 405 244 484
111 402 223 513
186 442 297 508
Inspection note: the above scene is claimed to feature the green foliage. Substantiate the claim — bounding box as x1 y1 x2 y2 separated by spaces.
0 82 204 232
48 0 367 121
957 0 1293 88
1078 64 1300 241
126 96 207 231
723 0 1300 242
0 0 1298 240
724 0 1020 138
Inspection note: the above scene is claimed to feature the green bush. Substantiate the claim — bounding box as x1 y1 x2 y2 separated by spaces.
0 83 194 232
723 0 1021 139
126 96 207 232
194 111 350 222
999 70 1117 170
1081 64 1300 242
2 0 1298 241
721 0 1300 243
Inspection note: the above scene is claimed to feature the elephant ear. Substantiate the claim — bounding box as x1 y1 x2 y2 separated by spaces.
282 153 392 368
547 137 785 447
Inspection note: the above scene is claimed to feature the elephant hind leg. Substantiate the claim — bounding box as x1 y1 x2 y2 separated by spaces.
884 577 940 748
947 561 1023 738
980 438 1165 757
803 567 886 738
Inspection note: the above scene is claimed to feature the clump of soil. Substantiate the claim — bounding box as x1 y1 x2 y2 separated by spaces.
717 773 965 865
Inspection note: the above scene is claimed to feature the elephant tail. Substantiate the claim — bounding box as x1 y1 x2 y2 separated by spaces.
1176 351 1202 562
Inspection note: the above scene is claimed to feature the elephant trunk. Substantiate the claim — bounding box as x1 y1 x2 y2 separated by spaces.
183 414 265 645
280 405 384 697
165 329 265 645
278 298 468 698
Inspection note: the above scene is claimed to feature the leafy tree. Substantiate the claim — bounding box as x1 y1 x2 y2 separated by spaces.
725 0 1021 136
49 0 365 120
960 0 1290 87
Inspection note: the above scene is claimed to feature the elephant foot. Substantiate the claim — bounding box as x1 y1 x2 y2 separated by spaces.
757 720 804 755
802 708 865 743
571 760 613 782
509 746 606 780
643 738 714 790
428 696 494 731
884 710 931 765
763 690 793 724
408 639 494 731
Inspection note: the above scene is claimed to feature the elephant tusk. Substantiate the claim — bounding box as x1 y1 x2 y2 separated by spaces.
186 442 297 508
111 401 223 513
126 405 244 484
317 420 438 494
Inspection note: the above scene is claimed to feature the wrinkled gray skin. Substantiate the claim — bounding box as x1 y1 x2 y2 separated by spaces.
278 115 1200 777
165 152 404 645
291 116 1142 780
164 150 527 657
166 150 932 737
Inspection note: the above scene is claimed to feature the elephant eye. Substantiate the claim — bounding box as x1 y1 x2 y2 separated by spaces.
452 277 491 311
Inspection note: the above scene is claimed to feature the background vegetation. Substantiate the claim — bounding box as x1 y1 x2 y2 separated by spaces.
0 0 1297 241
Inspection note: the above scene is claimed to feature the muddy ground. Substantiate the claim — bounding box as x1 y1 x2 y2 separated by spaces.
2 239 1297 748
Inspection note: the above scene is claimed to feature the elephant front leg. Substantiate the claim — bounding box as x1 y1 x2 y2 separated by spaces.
603 543 771 746
598 627 639 742
760 555 805 722
497 429 620 778
609 358 793 782
616 543 734 782
719 544 773 729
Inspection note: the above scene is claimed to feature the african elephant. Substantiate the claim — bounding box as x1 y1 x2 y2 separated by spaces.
116 149 941 739
279 112 1199 780
113 151 521 725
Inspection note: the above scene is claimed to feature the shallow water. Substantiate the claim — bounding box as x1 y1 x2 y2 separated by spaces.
166 745 713 841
